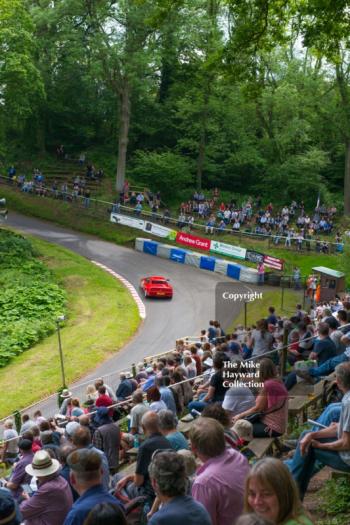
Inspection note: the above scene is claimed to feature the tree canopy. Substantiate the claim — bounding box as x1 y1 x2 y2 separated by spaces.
1 0 349 211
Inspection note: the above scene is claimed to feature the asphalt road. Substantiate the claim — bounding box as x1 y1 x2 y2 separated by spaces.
4 212 253 418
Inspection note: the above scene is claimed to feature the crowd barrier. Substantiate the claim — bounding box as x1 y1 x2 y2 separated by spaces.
135 238 259 284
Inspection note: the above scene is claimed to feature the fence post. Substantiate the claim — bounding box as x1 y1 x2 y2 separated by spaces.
281 326 288 377
244 302 247 329
281 284 285 311
132 363 136 378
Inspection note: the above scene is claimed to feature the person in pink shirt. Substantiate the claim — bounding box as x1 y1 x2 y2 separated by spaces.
190 417 250 525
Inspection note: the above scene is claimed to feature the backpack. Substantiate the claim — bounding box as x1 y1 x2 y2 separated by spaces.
322 379 343 405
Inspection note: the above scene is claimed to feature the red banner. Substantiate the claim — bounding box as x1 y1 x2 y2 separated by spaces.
263 255 284 271
176 232 211 251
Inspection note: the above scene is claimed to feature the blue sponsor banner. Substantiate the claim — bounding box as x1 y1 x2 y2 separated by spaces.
199 256 216 271
227 264 241 280
170 248 186 264
143 240 158 255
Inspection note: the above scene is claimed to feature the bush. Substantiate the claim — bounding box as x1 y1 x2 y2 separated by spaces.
0 230 66 366
130 150 193 200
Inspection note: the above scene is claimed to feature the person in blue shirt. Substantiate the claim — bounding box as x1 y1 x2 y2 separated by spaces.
64 448 125 525
158 410 189 451
155 377 177 416
115 372 133 401
148 450 211 525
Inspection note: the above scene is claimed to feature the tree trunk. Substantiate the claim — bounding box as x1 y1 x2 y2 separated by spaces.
344 139 350 216
116 79 131 192
196 128 206 191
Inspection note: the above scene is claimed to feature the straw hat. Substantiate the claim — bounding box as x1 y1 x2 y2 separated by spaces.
60 388 72 399
25 450 60 477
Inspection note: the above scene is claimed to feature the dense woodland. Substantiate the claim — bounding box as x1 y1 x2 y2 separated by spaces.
1 1 350 211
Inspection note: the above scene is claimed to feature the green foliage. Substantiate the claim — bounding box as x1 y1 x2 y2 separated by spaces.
130 150 193 199
0 231 66 367
319 477 350 516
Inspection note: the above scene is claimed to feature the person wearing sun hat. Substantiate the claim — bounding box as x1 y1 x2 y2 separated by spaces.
59 389 73 416
19 449 73 525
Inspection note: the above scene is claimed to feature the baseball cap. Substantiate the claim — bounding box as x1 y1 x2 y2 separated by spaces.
65 421 80 437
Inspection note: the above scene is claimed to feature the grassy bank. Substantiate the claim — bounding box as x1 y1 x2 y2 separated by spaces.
1 185 342 280
0 233 140 418
229 288 304 330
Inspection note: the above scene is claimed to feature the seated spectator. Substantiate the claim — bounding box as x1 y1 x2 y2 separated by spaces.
71 399 84 418
20 450 73 525
201 404 241 449
286 362 350 499
84 502 127 525
0 489 21 525
233 358 288 438
59 389 73 416
4 439 34 501
148 451 212 525
222 362 256 417
190 417 249 525
115 412 170 501
158 410 189 451
188 352 228 412
71 426 110 491
155 376 177 415
64 449 124 525
244 457 312 525
59 445 80 502
95 386 113 413
1 420 19 465
129 389 150 435
147 387 167 413
115 373 133 401
20 414 35 435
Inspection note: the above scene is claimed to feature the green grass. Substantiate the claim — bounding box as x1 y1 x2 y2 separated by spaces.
229 288 305 330
0 232 140 418
2 185 342 278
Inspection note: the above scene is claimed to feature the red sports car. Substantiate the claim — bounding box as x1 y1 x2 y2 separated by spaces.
140 276 173 299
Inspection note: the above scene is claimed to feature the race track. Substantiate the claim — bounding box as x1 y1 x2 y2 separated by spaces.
5 212 253 417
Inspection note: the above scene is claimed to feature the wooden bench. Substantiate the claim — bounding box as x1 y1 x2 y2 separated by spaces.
246 438 278 459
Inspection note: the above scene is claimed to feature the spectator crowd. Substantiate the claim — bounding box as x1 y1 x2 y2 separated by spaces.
1 293 350 525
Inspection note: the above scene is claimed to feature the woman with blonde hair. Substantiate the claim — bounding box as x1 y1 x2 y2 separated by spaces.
244 457 313 525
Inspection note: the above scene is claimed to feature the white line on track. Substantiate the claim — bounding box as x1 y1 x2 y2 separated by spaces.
91 260 146 319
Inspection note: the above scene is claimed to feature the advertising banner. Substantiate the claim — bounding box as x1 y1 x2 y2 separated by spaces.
144 221 177 240
245 250 265 264
210 240 247 260
263 255 284 271
110 213 145 231
176 232 211 251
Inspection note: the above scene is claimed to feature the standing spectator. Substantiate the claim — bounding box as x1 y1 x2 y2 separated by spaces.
190 417 249 525
20 450 73 525
1 420 19 465
148 451 212 525
92 407 121 475
20 415 35 435
64 449 124 525
293 267 301 290
257 262 265 286
59 389 73 416
248 320 274 358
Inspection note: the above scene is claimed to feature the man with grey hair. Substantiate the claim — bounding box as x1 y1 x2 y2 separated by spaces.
286 361 350 499
148 451 212 525
158 410 189 451
129 389 150 435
